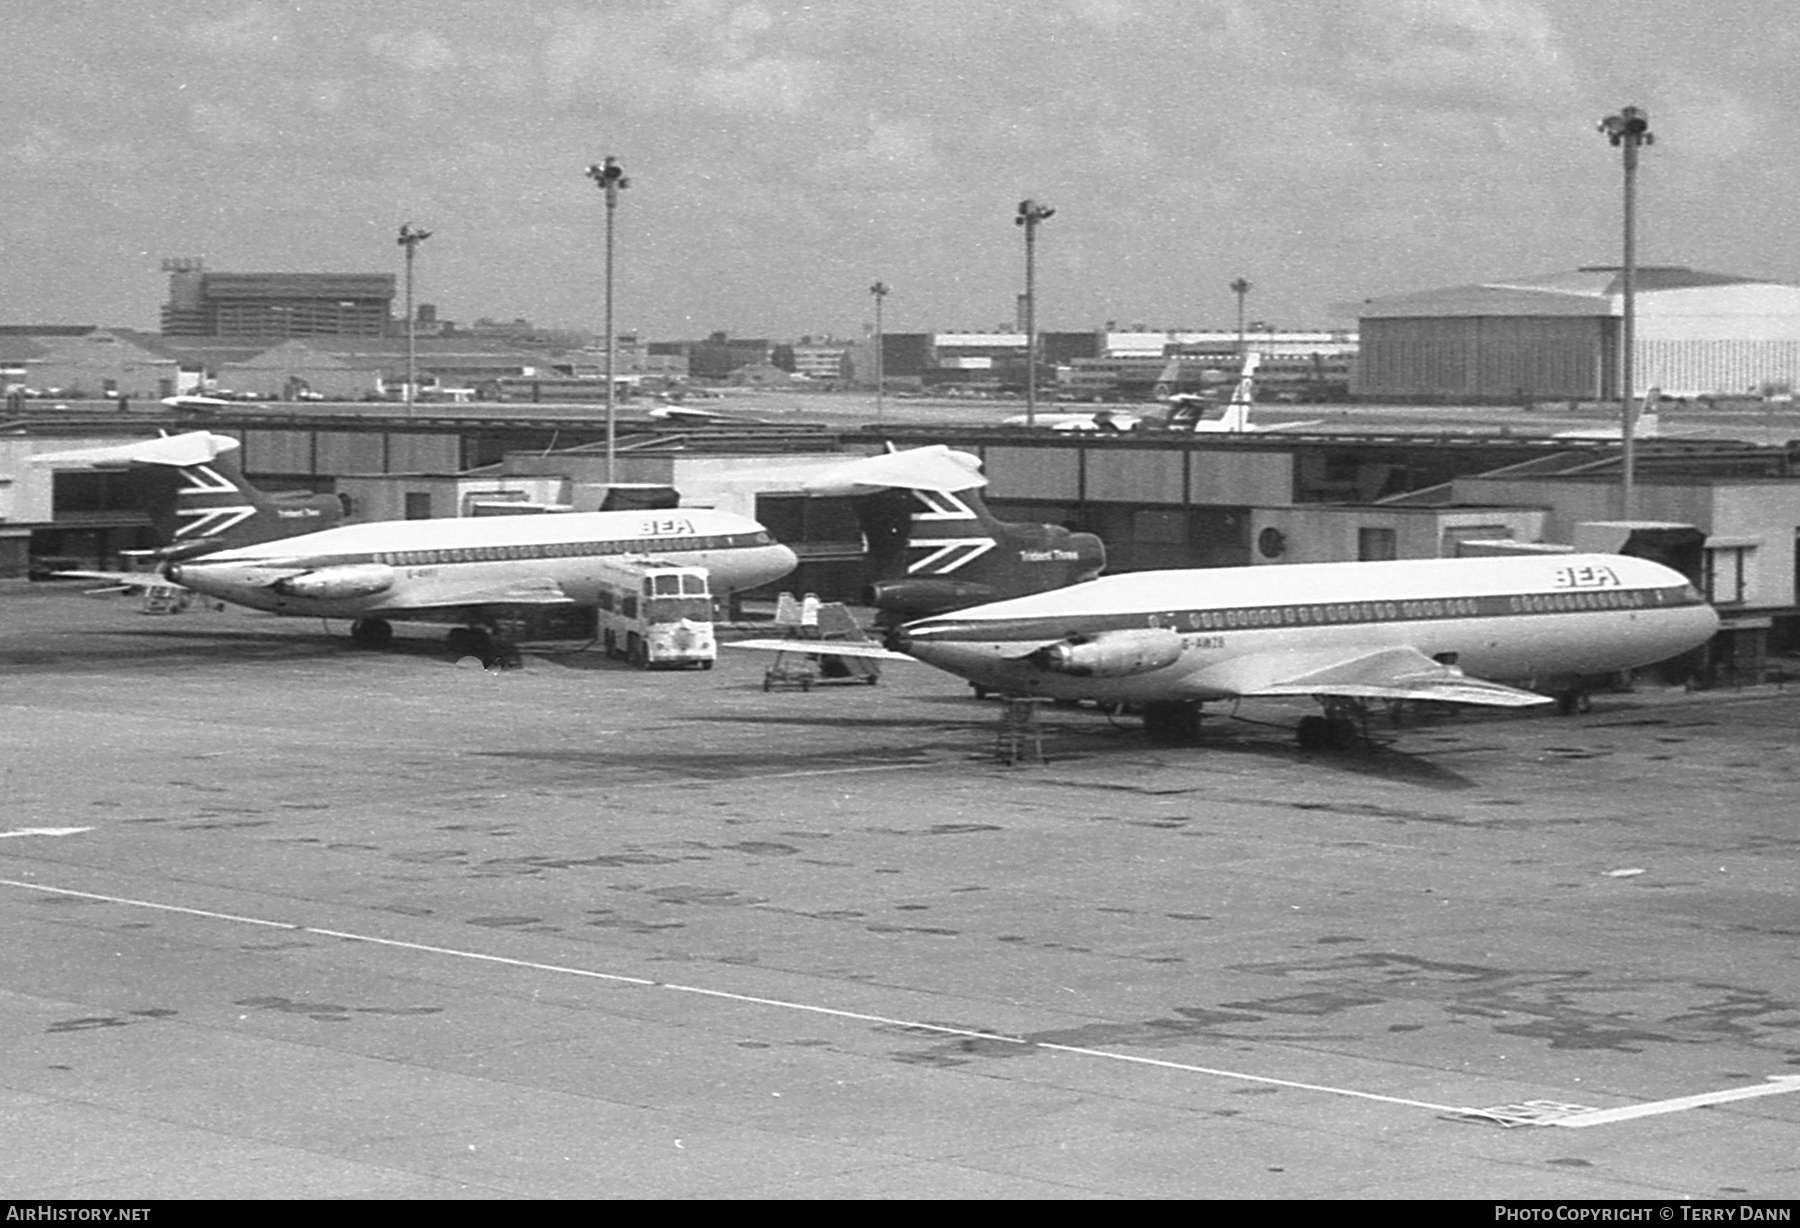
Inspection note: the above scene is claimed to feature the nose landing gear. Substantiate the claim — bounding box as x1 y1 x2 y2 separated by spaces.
1141 700 1205 745
446 625 519 669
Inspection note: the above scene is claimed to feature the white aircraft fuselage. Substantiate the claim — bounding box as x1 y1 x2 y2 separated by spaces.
897 553 1719 705
166 507 796 623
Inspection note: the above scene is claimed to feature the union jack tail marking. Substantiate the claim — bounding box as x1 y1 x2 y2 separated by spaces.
173 463 257 539
905 489 996 575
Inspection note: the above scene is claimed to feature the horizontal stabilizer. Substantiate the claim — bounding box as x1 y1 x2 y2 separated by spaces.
1214 644 1553 708
32 431 241 468
798 445 988 496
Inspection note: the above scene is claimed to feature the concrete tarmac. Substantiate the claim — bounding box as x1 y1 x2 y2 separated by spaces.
2 584 1797 1199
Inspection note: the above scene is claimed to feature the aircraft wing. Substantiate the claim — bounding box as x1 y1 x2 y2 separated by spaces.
368 574 576 611
723 638 916 662
1202 644 1553 708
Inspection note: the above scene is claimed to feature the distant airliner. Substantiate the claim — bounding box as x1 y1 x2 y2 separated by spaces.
1553 388 1673 440
1005 353 1319 434
159 394 237 411
1157 352 1323 433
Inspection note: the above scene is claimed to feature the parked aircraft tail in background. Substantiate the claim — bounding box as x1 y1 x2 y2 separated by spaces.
32 431 346 563
795 445 1107 621
1159 351 1322 433
1553 388 1669 440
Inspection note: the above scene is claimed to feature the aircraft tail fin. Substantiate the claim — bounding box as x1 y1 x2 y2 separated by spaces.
1213 351 1261 433
1636 387 1662 438
1149 355 1182 400
780 444 1105 619
32 431 345 560
826 448 1106 620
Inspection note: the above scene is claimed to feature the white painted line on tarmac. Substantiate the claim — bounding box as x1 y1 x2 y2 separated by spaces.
662 982 1470 1114
0 827 95 839
740 762 947 782
9 874 1773 1128
610 761 947 788
1554 1077 1800 1128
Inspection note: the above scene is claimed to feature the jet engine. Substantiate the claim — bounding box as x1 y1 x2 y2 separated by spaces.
269 563 396 601
865 578 998 620
1028 627 1184 678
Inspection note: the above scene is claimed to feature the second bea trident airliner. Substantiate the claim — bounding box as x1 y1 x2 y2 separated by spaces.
164 504 797 656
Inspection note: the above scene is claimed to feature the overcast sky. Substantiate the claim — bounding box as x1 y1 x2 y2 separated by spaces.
4 0 1796 340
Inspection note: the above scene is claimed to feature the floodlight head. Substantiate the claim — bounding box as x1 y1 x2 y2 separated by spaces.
1599 106 1652 148
586 157 630 192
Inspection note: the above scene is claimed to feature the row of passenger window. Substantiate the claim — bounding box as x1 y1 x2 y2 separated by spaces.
1510 589 1648 614
369 536 730 567
1145 589 1651 632
1152 598 1479 631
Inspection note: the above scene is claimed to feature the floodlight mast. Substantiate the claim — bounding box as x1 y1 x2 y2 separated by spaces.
586 156 630 483
1230 277 1251 356
396 224 432 416
1599 106 1652 519
1015 199 1054 426
870 281 890 423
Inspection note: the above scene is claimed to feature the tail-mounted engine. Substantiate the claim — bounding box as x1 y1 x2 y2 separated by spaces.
269 563 396 601
864 578 998 621
1027 627 1184 678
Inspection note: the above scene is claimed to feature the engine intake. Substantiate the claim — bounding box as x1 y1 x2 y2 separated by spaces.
270 563 396 601
865 578 998 619
1030 627 1185 678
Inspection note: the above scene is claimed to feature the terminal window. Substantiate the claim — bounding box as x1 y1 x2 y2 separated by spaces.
1358 527 1398 561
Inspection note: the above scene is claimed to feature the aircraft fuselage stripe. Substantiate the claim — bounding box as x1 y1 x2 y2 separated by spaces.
908 584 1703 642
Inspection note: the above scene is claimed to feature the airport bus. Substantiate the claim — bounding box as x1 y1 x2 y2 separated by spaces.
593 555 717 669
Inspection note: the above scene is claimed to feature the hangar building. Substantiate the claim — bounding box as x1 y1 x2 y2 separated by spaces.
1353 267 1800 404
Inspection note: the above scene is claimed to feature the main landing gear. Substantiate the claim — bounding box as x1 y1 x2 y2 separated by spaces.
349 617 393 648
1127 696 1400 751
1555 689 1593 716
1296 697 1371 751
1141 700 1204 745
347 617 519 667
